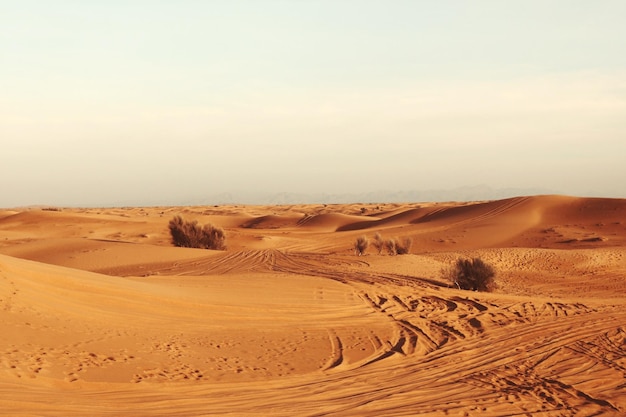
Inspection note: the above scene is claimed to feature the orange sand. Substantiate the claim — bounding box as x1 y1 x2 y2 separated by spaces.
1 196 625 416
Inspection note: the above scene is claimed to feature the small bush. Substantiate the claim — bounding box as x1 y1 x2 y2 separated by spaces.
443 257 495 292
381 236 412 255
395 237 413 255
384 238 397 255
354 235 369 256
168 215 226 250
372 232 384 254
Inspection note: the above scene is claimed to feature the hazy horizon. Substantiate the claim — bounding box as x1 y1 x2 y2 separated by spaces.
0 184 615 209
2 1 625 207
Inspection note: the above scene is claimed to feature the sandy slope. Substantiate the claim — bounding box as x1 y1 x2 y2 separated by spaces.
1 196 625 416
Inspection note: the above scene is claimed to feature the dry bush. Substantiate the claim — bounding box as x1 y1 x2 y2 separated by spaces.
354 235 369 256
443 257 495 292
395 237 413 255
168 215 226 250
382 236 412 255
372 232 384 254
384 238 397 255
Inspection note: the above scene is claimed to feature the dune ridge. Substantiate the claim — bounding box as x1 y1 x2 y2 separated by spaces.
1 195 625 416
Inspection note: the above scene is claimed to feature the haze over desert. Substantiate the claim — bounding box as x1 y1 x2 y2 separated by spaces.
1 195 625 415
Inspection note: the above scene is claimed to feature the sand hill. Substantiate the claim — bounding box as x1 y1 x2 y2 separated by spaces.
1 195 625 416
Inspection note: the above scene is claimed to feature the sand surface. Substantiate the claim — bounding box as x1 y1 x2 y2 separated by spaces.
1 196 625 416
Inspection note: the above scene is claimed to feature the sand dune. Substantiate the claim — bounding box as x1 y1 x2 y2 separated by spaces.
1 195 625 416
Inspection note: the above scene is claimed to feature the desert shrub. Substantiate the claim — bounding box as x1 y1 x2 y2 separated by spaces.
395 237 413 255
168 215 226 250
372 232 384 254
384 238 397 255
354 235 369 256
443 257 495 292
382 236 412 255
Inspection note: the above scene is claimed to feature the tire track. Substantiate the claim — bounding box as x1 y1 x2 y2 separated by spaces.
150 249 369 277
91 246 626 414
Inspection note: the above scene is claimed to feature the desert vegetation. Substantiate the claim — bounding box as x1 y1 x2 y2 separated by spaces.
395 237 413 255
372 232 384 254
357 233 412 255
168 215 226 250
354 235 369 256
443 257 496 291
384 238 397 255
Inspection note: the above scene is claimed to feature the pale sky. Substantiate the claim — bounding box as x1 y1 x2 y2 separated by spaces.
2 1 625 206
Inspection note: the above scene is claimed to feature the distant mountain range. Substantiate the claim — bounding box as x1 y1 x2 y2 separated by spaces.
198 185 557 206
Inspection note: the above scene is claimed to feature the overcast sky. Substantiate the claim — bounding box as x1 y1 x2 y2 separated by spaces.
2 1 625 206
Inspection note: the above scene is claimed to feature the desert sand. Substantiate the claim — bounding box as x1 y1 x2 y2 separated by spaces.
0 195 625 416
